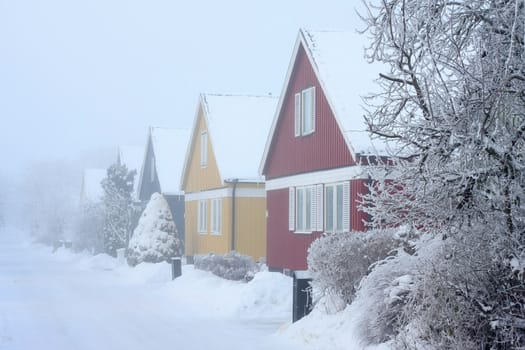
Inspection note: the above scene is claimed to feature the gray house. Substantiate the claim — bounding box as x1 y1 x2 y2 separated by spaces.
137 127 190 243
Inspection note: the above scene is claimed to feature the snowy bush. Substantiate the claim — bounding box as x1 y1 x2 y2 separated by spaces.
126 193 182 267
194 251 259 281
353 235 437 345
307 228 403 305
392 225 525 350
358 0 525 347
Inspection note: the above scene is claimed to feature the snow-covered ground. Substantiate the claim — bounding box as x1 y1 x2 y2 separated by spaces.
0 226 385 350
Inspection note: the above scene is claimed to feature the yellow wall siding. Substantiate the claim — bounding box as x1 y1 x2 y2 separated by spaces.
185 197 232 256
182 104 268 261
184 186 267 261
234 196 267 261
184 109 222 193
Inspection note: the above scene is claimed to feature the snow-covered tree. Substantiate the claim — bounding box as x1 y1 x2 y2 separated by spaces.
360 0 525 348
101 162 136 256
127 192 182 266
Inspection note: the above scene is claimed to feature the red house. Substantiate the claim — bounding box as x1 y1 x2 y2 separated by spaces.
260 29 387 272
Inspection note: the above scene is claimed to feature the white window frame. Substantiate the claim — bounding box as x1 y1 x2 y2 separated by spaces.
301 87 315 135
295 186 313 234
294 86 316 137
324 182 350 233
198 199 207 234
200 131 208 167
210 198 222 235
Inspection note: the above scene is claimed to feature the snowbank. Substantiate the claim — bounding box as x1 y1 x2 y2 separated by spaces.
280 299 391 350
37 243 394 350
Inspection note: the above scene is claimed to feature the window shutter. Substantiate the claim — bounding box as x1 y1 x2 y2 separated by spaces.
294 93 301 137
310 186 317 232
316 184 324 232
289 187 295 231
343 181 350 232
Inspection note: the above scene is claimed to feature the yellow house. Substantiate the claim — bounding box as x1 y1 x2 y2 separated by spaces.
181 93 278 261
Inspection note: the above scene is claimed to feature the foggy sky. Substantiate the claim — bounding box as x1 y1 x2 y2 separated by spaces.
0 0 368 178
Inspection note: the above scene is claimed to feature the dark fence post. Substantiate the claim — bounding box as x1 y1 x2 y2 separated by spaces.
171 257 182 280
293 270 313 322
186 255 194 265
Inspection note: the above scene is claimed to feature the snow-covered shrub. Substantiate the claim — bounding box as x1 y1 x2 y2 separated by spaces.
354 235 438 345
126 193 182 267
308 228 403 304
393 225 525 350
194 251 259 281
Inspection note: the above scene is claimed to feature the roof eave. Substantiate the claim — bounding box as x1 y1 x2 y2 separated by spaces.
136 127 153 200
180 96 206 191
259 30 305 176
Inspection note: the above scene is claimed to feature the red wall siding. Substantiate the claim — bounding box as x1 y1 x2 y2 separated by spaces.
264 43 373 271
267 179 370 271
266 189 322 271
264 46 355 180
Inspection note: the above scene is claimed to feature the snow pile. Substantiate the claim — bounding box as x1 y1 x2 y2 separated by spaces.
235 271 292 320
75 253 118 271
159 266 293 320
127 193 182 266
281 305 390 350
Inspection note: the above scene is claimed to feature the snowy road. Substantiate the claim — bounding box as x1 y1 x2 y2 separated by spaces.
0 229 301 350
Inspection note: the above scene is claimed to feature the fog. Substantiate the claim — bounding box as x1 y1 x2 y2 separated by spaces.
0 0 369 230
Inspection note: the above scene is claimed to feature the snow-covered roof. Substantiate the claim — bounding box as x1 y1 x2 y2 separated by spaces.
261 29 390 174
118 145 144 197
80 168 106 204
301 29 388 156
201 93 278 182
149 127 190 195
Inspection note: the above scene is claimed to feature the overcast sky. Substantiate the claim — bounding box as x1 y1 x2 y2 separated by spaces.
0 0 369 179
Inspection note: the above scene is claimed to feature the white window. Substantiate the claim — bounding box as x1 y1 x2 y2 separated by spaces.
294 86 316 137
211 198 222 235
296 186 313 233
150 156 155 182
198 200 207 233
325 182 350 233
200 131 208 167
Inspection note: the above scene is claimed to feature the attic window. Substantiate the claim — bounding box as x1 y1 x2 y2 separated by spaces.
200 131 208 167
294 86 316 137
